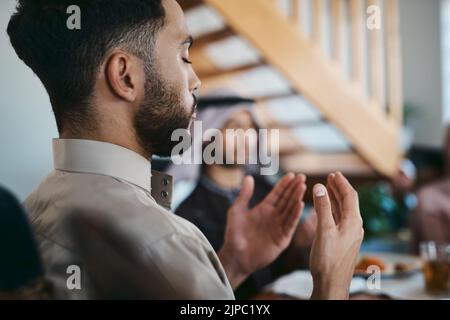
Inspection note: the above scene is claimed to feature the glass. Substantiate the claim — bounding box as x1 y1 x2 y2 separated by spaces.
420 242 450 295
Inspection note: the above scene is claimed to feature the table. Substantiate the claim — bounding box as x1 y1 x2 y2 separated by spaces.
257 270 449 300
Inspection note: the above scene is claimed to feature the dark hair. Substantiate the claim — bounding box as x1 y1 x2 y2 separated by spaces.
0 185 43 292
7 0 165 133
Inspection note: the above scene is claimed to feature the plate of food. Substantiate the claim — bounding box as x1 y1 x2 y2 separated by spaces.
354 252 423 278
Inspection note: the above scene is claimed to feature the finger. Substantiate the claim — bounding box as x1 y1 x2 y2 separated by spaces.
327 173 340 224
274 176 298 212
308 208 318 226
327 173 340 210
313 184 336 230
282 179 306 217
262 173 295 207
327 173 344 203
276 175 305 213
281 181 306 224
234 176 255 210
283 201 304 237
333 172 360 219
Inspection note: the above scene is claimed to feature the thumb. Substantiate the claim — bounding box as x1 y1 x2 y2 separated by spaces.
313 184 335 230
234 176 255 210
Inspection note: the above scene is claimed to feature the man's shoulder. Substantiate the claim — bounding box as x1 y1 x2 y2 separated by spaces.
24 170 145 222
22 171 235 299
24 170 208 248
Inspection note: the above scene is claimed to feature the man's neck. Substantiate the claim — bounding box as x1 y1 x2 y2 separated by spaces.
205 164 246 190
60 128 151 160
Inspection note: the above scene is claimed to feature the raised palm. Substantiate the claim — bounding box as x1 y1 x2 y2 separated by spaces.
223 173 306 275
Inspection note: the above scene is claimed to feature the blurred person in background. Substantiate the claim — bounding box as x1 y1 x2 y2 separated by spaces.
410 125 450 253
0 186 53 299
170 96 317 298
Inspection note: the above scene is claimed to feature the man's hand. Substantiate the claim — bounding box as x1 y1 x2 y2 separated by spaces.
310 172 364 300
218 173 306 289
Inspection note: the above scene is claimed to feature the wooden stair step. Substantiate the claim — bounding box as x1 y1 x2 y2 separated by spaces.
281 151 376 177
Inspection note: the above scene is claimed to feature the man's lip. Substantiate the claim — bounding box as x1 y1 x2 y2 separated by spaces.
192 112 197 120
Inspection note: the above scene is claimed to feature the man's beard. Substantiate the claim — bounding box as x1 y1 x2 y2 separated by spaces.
133 67 197 158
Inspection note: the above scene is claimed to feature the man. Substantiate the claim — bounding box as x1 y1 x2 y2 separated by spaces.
7 0 364 299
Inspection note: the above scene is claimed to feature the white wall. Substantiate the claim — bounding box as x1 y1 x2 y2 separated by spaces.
442 0 450 124
400 0 444 148
0 0 58 200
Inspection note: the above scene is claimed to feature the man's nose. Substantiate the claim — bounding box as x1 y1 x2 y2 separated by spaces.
190 71 201 93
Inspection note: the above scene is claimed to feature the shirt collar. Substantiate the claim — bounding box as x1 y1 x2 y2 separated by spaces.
53 138 152 192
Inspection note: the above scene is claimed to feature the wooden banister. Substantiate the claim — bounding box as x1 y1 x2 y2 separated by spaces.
350 0 366 90
331 0 343 65
311 0 324 48
386 0 403 125
291 0 301 25
368 0 386 109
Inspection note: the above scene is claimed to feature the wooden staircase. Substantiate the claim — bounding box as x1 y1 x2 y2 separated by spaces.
181 0 404 177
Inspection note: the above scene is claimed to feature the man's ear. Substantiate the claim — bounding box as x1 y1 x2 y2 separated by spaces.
104 51 144 103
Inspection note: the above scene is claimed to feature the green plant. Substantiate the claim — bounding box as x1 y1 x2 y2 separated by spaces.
357 183 411 238
403 103 420 127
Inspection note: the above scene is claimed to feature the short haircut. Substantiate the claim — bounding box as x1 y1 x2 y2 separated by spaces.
7 0 165 132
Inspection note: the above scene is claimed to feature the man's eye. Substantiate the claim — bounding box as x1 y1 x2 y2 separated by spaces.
182 57 193 64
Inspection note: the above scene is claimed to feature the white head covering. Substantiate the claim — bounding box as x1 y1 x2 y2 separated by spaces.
167 88 256 184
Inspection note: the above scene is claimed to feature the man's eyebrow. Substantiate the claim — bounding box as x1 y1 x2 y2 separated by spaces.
181 35 194 49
